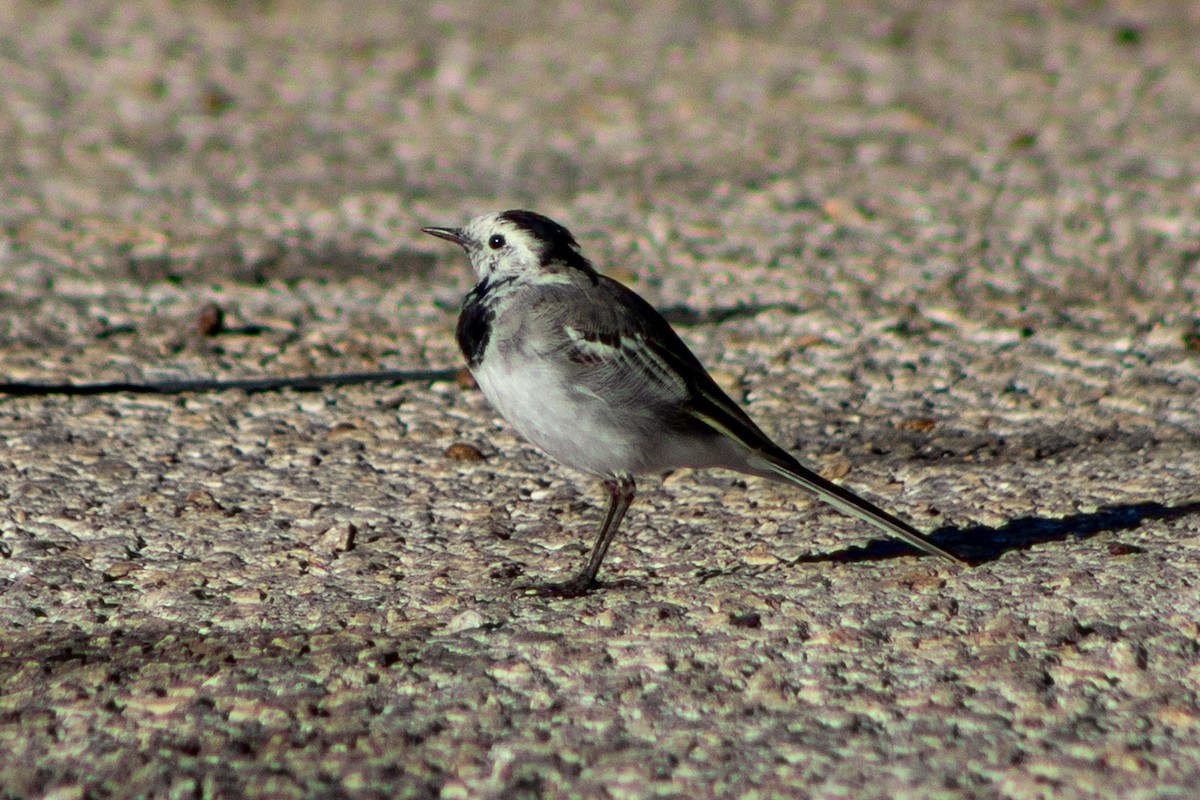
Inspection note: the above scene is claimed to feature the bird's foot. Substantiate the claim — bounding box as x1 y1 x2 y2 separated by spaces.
519 573 599 598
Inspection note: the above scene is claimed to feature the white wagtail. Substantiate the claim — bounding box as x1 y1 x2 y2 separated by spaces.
424 210 964 596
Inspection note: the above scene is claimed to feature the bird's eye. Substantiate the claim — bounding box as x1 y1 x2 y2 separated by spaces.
488 234 506 250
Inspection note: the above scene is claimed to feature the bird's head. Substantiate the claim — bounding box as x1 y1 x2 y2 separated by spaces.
423 210 597 284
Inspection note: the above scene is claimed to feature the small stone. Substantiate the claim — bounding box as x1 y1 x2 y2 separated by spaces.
195 302 225 336
317 522 357 554
185 489 224 512
455 368 478 389
446 609 487 633
444 443 485 461
728 611 762 629
821 455 852 481
822 197 869 226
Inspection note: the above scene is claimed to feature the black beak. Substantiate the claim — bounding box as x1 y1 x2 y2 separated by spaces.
421 226 470 247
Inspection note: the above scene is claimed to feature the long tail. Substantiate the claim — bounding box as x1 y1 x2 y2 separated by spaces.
757 454 965 563
681 383 965 563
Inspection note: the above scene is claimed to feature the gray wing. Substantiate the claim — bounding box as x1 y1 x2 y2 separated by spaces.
525 275 792 456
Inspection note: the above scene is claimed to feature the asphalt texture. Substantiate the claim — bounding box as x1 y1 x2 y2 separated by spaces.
2 1 1199 798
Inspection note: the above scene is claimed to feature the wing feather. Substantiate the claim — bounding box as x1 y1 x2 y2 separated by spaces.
533 276 796 460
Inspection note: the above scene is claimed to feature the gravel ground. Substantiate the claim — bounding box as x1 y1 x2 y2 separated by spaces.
2 1 1199 798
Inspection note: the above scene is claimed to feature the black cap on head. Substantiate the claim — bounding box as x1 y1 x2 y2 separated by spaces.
498 210 595 277
498 210 578 248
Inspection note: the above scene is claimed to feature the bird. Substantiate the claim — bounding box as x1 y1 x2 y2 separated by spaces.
423 210 964 596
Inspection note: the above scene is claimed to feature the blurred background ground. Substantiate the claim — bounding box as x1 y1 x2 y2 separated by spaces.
1 1 1199 797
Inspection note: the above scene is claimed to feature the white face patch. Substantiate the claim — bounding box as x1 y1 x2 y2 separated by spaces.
460 215 544 282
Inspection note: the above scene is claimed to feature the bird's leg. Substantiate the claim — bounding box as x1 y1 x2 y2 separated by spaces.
534 474 636 598
580 474 636 585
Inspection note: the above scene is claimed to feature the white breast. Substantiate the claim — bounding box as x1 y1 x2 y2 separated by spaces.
470 350 753 479
471 350 644 477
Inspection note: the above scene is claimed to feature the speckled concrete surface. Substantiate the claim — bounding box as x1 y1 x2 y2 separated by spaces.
2 1 1200 798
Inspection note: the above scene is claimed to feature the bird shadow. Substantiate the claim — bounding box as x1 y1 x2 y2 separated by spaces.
787 499 1200 566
